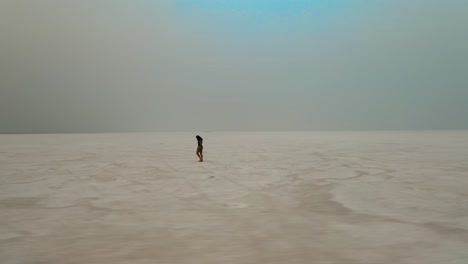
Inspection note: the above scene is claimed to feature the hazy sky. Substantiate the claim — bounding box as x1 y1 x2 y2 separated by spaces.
1 0 467 133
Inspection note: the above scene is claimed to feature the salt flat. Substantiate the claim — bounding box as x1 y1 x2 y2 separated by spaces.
1 131 468 264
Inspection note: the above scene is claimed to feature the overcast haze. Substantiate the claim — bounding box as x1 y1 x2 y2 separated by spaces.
1 0 467 133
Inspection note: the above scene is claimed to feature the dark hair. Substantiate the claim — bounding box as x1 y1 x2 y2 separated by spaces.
196 135 202 139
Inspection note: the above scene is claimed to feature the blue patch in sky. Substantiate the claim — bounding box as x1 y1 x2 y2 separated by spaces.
174 0 344 15
172 0 350 35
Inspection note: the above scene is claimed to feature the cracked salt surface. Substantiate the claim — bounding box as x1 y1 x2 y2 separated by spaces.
1 131 468 264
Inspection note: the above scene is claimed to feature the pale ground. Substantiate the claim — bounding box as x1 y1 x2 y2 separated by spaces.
1 131 468 264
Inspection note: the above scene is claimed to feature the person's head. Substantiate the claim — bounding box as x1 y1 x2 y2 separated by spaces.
196 135 201 140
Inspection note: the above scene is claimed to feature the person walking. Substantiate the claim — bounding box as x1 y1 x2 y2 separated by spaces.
196 135 203 162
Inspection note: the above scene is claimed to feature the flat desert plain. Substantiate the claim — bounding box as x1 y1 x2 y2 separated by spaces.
1 131 468 264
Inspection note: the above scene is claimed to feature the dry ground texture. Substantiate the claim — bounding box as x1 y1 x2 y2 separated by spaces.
1 131 468 264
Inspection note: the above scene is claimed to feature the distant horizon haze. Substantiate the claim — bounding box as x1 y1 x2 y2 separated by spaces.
1 0 467 133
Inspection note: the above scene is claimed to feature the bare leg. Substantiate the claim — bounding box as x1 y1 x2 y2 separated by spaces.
196 147 203 162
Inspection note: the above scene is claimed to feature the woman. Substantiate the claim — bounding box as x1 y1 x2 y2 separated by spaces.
196 135 203 162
